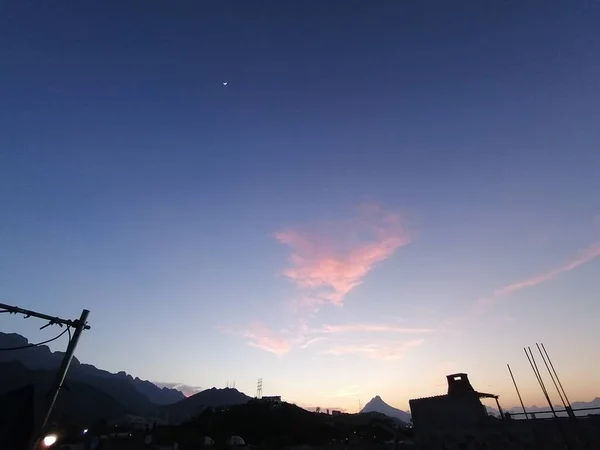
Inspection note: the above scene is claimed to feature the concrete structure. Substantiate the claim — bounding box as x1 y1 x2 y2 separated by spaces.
409 373 501 433
260 395 282 404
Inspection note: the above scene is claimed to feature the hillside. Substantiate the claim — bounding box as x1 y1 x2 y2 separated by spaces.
162 387 252 423
0 384 35 449
0 360 132 425
173 401 340 446
0 332 184 410
154 400 412 447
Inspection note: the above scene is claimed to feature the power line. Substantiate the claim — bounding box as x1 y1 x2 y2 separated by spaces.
0 327 70 351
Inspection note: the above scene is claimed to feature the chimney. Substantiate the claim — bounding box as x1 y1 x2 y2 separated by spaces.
446 373 476 396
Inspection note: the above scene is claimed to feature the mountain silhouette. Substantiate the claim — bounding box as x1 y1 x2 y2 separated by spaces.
0 332 184 410
0 360 256 426
360 395 411 423
0 360 131 424
162 387 252 423
0 382 35 449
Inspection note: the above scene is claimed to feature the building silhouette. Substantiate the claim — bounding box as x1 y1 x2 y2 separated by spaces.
409 373 502 433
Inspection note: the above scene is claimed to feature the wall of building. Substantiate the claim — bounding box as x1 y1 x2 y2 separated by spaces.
410 394 488 432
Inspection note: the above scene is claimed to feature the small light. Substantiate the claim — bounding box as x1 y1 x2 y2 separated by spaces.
83 429 88 434
43 434 58 447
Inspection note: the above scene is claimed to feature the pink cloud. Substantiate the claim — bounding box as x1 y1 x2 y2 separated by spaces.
476 241 600 312
241 324 291 355
275 204 411 308
322 339 424 361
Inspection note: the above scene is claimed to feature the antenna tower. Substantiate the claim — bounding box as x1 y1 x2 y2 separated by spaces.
256 378 263 399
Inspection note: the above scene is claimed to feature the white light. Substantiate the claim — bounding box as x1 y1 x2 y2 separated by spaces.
43 434 58 447
223 82 228 86
83 429 89 434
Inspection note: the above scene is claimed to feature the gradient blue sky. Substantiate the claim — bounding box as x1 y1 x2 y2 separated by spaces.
1 1 599 412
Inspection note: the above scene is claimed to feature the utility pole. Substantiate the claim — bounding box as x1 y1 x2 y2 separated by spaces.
0 303 90 450
34 309 90 448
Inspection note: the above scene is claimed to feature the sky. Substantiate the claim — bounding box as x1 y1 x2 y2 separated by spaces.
1 1 599 413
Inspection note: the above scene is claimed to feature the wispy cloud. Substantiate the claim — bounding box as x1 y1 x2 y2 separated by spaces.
288 296 325 315
245 324 291 355
275 203 411 308
224 203 416 357
476 241 600 312
153 382 204 397
298 337 326 349
322 339 424 361
315 323 433 334
292 323 431 354
223 324 291 356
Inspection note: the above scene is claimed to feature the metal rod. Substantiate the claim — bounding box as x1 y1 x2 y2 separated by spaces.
509 406 600 415
31 309 90 449
536 343 567 410
525 347 557 418
527 347 551 402
524 348 543 390
541 343 572 407
526 347 575 449
507 364 528 419
494 397 505 419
